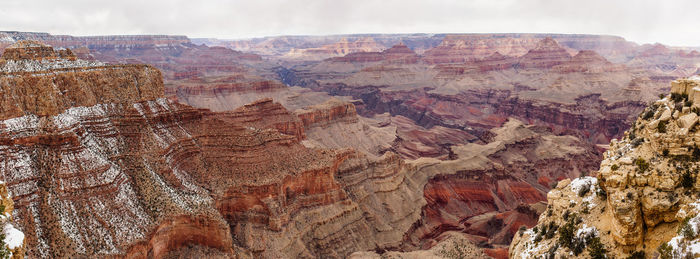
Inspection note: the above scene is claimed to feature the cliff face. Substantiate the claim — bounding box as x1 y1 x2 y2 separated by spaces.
0 39 599 259
510 76 700 258
0 179 26 258
6 32 695 258
285 37 386 60
287 37 663 146
328 43 419 64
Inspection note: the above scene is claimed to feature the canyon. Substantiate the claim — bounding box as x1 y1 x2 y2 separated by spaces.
0 31 699 258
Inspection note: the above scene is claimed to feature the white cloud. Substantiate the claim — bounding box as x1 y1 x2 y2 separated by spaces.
0 0 698 46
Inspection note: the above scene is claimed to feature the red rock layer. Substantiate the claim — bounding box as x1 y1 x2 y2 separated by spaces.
329 43 419 64
403 136 600 251
217 98 306 140
516 37 571 69
391 115 479 160
292 37 385 57
167 78 286 100
422 35 542 64
1 40 76 61
434 52 518 77
0 65 163 119
124 215 233 258
552 50 625 73
295 99 359 128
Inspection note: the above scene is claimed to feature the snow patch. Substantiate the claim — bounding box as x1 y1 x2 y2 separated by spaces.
3 223 24 249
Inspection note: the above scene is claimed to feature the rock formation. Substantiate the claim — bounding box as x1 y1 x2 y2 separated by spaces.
516 37 572 69
4 31 700 258
0 180 26 258
510 76 700 258
285 36 667 146
328 43 419 64
285 37 386 60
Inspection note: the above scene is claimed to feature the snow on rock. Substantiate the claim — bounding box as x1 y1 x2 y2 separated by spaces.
575 224 597 240
2 223 24 250
0 58 104 73
569 176 600 206
569 176 597 194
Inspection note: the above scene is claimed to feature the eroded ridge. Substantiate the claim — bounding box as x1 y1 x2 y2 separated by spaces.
510 76 700 258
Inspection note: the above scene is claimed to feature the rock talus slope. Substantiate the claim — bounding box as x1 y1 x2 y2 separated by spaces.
510 76 700 258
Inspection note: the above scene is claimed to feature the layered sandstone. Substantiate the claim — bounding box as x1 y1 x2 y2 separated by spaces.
329 43 419 64
0 181 26 258
286 36 665 146
0 39 584 259
510 76 700 258
552 50 625 73
286 37 386 60
516 37 572 69
5 32 696 259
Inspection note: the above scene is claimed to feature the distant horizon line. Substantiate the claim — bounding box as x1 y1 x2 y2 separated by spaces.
1 30 697 48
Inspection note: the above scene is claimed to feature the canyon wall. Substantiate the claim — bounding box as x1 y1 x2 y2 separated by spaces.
510 76 700 258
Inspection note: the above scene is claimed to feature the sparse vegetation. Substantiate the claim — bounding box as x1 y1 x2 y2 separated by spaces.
439 240 470 259
627 251 645 259
643 109 655 120
611 164 619 171
533 231 543 243
544 244 559 259
685 100 693 107
658 120 667 133
578 184 591 197
582 202 590 214
558 213 587 255
0 234 9 259
663 149 670 157
518 226 526 237
634 157 649 173
597 186 607 200
658 243 673 259
678 216 696 239
544 221 558 239
587 235 607 259
681 170 695 189
692 146 700 161
671 92 689 103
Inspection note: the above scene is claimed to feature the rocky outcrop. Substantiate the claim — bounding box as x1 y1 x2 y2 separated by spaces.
390 115 478 159
422 35 538 64
0 41 163 119
1 39 601 259
400 120 600 254
296 98 359 128
516 37 571 69
286 37 386 60
510 76 700 258
0 180 26 258
552 50 625 73
329 43 419 64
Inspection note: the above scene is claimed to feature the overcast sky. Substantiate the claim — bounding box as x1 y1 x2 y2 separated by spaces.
1 0 698 46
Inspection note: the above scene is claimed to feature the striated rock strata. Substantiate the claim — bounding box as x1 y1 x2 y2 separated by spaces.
510 76 700 258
